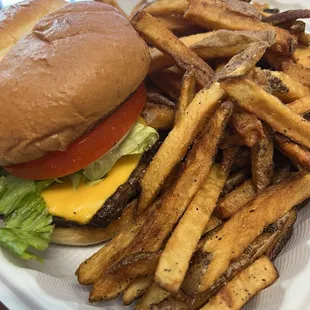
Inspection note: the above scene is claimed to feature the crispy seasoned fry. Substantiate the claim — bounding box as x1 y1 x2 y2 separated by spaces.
175 71 196 125
52 199 136 245
76 201 159 285
251 126 274 192
269 70 310 102
204 214 223 233
132 12 214 87
263 9 310 26
221 166 251 196
215 42 269 81
149 30 275 73
183 172 310 294
218 168 290 220
150 69 182 101
231 149 251 172
218 179 256 219
155 15 202 36
250 68 310 103
160 212 293 309
221 147 240 175
123 275 153 305
142 102 175 130
200 256 278 310
90 251 160 301
279 20 306 35
299 32 310 47
266 52 310 87
275 134 310 171
147 93 175 108
220 132 245 149
221 77 310 149
293 45 310 68
230 108 264 147
144 0 188 16
287 96 310 115
185 0 295 55
266 209 297 261
136 284 170 310
138 82 225 211
155 164 228 293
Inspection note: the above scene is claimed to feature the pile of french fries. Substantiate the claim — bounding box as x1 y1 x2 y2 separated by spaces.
80 0 310 308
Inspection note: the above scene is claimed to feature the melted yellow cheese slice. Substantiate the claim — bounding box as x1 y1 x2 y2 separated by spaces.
42 154 142 224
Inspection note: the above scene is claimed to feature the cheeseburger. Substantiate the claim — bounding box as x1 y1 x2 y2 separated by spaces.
0 0 158 260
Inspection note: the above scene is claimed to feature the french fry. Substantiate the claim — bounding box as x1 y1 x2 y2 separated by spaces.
231 149 251 172
279 20 306 35
287 96 310 115
147 93 175 108
263 9 310 26
157 212 293 309
275 134 310 171
221 166 251 196
175 70 196 125
138 82 225 212
230 108 264 147
220 132 245 149
250 68 310 103
132 11 214 88
76 200 159 285
269 70 310 102
52 199 135 245
142 102 175 130
136 284 170 310
218 168 290 220
251 126 274 192
221 146 240 175
266 209 297 261
183 172 310 294
218 179 256 219
215 41 270 81
144 0 188 16
150 69 182 101
266 52 310 87
90 251 160 301
299 32 310 47
123 275 153 305
155 15 202 36
204 214 223 234
155 163 228 293
184 0 295 55
149 30 275 73
221 77 310 149
293 45 310 68
200 256 278 310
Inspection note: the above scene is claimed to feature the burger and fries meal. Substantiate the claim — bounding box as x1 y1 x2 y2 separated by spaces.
0 0 310 308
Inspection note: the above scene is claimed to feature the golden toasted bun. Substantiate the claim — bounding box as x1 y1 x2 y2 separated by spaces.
0 2 150 165
51 227 116 246
0 0 66 61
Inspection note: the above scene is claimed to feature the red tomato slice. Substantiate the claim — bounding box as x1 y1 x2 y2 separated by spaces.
5 84 146 180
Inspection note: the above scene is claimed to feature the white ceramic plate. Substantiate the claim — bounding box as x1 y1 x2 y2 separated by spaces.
1 1 310 309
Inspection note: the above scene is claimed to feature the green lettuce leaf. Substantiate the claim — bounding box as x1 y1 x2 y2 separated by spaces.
0 176 53 261
83 122 159 181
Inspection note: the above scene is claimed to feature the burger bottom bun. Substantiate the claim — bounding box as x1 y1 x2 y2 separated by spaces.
51 226 116 246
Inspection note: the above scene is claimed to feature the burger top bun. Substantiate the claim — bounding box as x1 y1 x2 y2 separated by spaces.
0 0 66 61
0 1 150 166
